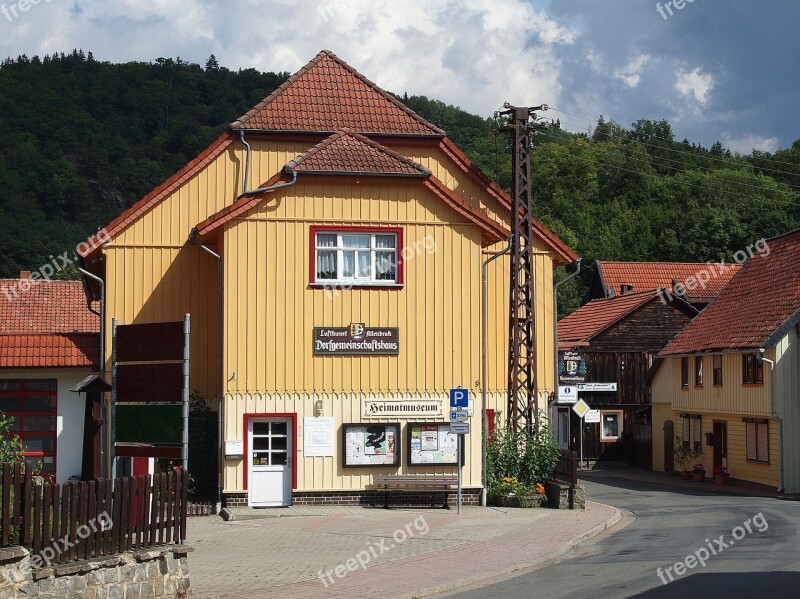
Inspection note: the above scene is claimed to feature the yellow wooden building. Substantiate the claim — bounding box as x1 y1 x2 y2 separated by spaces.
79 50 577 507
651 230 800 493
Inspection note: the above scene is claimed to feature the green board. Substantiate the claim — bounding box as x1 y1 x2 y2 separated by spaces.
116 404 182 445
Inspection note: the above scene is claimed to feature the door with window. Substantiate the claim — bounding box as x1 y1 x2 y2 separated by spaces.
248 418 292 507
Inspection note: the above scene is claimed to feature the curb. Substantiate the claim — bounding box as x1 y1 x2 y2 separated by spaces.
403 503 625 599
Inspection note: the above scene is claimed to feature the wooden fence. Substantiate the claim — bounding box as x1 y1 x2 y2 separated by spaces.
0 464 188 565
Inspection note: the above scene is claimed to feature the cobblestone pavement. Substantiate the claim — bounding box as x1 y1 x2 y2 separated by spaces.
187 502 620 598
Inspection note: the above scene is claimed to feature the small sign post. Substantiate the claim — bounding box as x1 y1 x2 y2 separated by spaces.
449 388 469 515
572 399 591 469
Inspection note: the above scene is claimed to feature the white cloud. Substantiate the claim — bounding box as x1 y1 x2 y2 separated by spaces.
721 133 780 154
674 67 714 106
613 54 650 88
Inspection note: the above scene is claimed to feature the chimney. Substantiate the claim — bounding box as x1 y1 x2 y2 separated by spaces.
19 271 31 280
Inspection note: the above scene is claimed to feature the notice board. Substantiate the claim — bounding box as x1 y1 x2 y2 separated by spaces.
407 422 462 466
342 423 400 467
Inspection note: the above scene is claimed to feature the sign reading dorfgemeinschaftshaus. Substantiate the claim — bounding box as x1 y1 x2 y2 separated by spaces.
559 351 587 383
314 324 399 355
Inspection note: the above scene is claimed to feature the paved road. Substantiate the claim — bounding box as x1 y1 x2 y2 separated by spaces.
443 472 800 598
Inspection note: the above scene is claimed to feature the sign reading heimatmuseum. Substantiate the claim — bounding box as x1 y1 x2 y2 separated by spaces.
314 324 400 355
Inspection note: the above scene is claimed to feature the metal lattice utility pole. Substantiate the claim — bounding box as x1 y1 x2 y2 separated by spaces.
496 103 548 432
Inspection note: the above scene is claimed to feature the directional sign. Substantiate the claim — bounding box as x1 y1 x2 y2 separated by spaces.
450 422 470 435
450 409 469 422
558 385 578 404
576 383 618 392
450 388 469 408
572 399 590 418
584 409 601 423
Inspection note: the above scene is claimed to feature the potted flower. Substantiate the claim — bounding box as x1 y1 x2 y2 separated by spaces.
692 463 706 482
517 483 547 508
713 466 730 485
674 438 700 480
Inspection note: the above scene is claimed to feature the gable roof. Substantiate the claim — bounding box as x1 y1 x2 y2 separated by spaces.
285 129 430 176
0 278 99 368
231 50 444 137
661 229 800 355
596 260 741 303
193 131 509 246
558 291 661 345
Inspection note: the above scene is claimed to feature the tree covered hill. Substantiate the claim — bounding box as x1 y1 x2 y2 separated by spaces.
1 51 799 314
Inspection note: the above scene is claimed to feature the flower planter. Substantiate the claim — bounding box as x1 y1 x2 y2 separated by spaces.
488 493 543 508
714 474 729 486
679 470 692 480
692 471 706 482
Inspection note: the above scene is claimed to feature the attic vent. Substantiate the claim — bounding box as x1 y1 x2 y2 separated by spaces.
620 284 635 295
606 286 616 298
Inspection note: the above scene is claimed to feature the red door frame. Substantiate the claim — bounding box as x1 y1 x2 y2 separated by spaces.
242 413 298 490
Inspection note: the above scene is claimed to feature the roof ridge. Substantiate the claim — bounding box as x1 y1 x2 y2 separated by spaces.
231 50 445 136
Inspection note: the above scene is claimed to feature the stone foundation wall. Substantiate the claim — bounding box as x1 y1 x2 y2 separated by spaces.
0 545 193 599
224 489 482 507
545 481 586 509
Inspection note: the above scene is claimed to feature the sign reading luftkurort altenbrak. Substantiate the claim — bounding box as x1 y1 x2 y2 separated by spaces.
314 324 400 355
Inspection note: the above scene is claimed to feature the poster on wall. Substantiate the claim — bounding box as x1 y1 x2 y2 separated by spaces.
341 423 400 467
407 422 462 465
304 417 335 457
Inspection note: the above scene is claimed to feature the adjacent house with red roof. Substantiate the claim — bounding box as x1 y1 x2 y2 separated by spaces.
0 274 99 483
651 229 800 493
590 260 742 308
556 289 697 467
77 50 577 508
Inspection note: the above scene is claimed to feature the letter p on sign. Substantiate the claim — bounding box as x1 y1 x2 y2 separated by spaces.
450 388 469 408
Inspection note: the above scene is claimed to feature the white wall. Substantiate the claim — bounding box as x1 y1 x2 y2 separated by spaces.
2 369 89 484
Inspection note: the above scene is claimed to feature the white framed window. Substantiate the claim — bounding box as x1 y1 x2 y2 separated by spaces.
600 410 624 442
312 227 402 286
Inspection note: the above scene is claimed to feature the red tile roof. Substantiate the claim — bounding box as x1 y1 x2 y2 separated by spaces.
0 279 99 368
0 334 98 368
194 132 510 246
286 129 430 176
661 229 800 354
231 50 444 136
558 291 658 344
597 261 741 303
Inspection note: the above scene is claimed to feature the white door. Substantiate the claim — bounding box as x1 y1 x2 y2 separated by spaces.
248 419 292 507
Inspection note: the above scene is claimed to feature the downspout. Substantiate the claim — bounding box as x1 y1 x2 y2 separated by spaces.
481 236 513 506
238 130 298 198
759 352 784 493
77 261 107 476
190 230 225 514
553 258 582 402
239 131 251 195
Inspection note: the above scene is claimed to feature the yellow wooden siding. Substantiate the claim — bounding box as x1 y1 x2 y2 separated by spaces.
222 391 502 492
103 245 220 401
651 402 673 473
670 353 771 415
388 143 508 227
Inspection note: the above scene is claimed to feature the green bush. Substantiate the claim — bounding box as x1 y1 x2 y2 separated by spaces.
487 412 561 492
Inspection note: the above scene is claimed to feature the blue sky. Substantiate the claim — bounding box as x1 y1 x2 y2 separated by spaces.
1 0 797 153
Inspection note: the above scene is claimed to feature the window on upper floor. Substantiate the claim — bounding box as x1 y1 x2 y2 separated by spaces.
310 227 403 287
681 357 689 388
744 419 769 463
713 354 723 386
742 353 764 385
694 356 703 387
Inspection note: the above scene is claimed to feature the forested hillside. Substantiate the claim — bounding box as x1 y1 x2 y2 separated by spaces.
2 51 799 314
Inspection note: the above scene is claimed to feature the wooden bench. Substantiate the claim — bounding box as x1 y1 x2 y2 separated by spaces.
371 474 459 509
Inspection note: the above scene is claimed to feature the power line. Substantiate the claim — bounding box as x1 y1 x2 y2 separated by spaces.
549 107 800 173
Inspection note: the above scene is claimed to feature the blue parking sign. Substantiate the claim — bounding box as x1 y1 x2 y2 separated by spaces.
450 388 469 408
